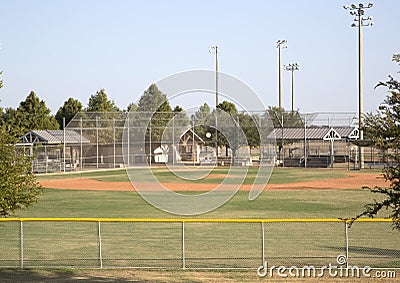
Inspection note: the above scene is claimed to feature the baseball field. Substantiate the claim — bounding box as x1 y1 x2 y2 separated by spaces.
1 167 398 282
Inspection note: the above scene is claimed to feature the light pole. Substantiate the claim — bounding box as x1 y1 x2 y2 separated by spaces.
209 45 219 160
209 45 219 107
284 63 300 113
344 3 373 170
277 40 288 109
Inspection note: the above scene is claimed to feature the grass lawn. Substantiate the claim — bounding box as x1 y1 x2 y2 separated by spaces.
13 188 383 219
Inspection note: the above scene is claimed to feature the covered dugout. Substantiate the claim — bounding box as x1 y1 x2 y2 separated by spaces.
19 130 90 173
268 126 359 168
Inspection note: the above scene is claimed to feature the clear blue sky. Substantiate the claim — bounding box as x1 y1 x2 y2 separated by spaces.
1 0 399 114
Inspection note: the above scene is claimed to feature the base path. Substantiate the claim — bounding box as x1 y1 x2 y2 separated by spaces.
39 173 388 192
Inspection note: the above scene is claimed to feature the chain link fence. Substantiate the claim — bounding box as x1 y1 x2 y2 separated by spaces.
19 111 392 173
0 218 399 269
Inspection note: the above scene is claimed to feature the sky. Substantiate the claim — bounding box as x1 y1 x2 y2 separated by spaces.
1 0 400 115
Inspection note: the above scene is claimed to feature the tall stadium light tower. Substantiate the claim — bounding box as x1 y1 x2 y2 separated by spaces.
209 45 219 160
277 40 288 109
284 63 300 112
343 3 373 170
209 45 219 107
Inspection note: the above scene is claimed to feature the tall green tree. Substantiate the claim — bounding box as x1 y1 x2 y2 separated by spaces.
86 89 119 112
55 97 83 129
135 84 176 159
3 91 59 138
0 128 42 216
353 56 400 230
216 101 238 152
191 103 212 145
0 74 42 216
137 84 168 112
238 112 261 149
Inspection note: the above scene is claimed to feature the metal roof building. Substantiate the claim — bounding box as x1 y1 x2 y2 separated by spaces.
268 127 359 141
19 130 90 145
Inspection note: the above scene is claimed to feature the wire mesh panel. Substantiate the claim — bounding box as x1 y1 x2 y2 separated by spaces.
22 221 99 267
101 222 182 268
0 221 21 267
184 222 262 268
264 222 345 267
348 222 400 268
1 219 400 269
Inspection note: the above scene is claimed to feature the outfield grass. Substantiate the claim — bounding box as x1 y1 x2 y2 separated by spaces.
14 188 384 219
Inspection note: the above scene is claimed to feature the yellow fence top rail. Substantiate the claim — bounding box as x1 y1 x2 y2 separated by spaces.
0 217 396 223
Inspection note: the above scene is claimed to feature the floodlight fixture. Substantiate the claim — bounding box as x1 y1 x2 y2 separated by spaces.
209 45 218 54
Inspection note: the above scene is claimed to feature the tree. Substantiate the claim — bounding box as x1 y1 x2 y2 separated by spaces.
0 129 42 216
55 97 83 129
238 112 261 149
267 106 304 128
352 56 400 230
173 105 183 113
135 84 176 159
86 89 119 112
191 103 212 144
126 102 138 112
0 71 3 119
3 91 59 138
0 75 42 217
137 84 168 112
266 106 304 161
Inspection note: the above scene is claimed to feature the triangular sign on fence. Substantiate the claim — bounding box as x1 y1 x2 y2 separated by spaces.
323 128 341 141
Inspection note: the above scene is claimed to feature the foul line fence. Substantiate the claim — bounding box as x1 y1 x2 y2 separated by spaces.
0 218 399 269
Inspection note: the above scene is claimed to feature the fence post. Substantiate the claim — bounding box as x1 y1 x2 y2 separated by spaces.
345 221 349 268
182 221 185 269
96 116 99 169
98 221 103 268
127 115 130 166
20 221 24 269
63 117 66 173
261 222 265 265
149 126 152 167
80 117 83 171
113 118 116 169
304 115 307 168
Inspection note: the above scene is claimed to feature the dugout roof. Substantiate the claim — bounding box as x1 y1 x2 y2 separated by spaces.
269 127 359 141
19 130 90 145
